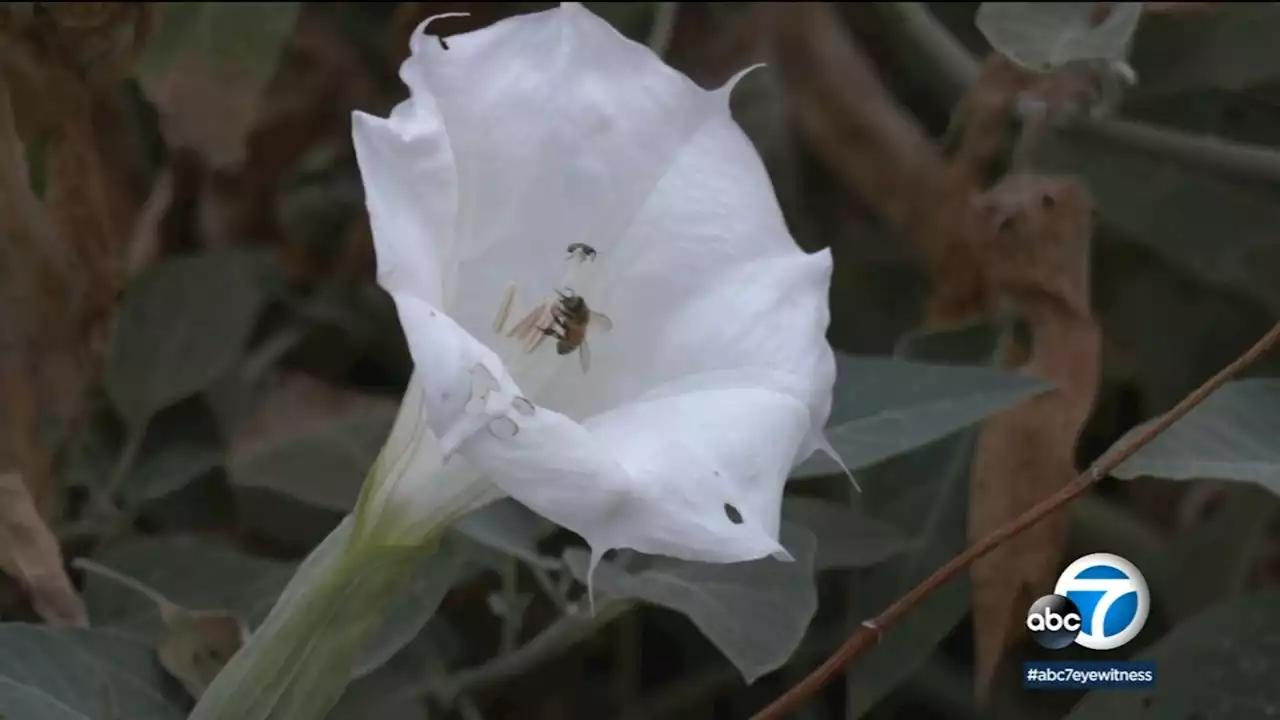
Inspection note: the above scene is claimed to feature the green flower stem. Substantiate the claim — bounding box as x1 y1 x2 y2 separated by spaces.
190 517 434 720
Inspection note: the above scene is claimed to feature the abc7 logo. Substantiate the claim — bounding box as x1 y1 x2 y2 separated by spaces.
1025 553 1150 651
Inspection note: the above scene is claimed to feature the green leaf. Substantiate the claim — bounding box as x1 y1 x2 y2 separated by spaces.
82 519 474 683
104 250 269 428
564 523 818 683
135 3 301 168
794 352 1048 478
1111 379 1280 490
454 499 559 569
780 496 910 570
1130 4 1280 96
0 624 189 719
845 438 975 718
227 375 399 511
976 1 1143 72
124 438 223 508
841 323 996 718
82 535 294 641
1066 588 1280 719
1040 131 1280 316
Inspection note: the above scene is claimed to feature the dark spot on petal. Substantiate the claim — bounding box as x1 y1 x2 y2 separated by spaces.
713 470 721 477
723 503 743 524
437 35 449 50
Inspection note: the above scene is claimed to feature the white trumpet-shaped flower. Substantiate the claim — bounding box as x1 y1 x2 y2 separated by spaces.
352 2 839 572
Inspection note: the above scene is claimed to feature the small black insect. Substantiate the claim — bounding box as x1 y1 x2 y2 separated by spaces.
566 242 597 260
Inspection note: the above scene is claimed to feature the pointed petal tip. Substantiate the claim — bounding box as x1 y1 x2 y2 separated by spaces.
410 11 473 54
713 63 768 102
815 434 860 492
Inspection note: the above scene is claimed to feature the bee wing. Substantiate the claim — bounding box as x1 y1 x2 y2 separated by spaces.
589 311 613 333
508 300 550 342
578 340 591 373
527 328 551 353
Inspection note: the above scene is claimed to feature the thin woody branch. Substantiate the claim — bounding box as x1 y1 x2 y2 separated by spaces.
882 2 1280 187
751 320 1280 719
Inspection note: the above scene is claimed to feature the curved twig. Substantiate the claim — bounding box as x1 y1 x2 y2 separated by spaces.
752 321 1280 719
882 2 1280 187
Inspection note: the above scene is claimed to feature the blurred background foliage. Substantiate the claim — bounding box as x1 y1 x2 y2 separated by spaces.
2 2 1280 719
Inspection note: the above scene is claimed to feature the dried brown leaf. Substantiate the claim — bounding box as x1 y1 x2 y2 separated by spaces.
0 75 74 514
968 175 1101 701
74 557 247 699
0 12 143 510
136 3 300 170
0 473 88 626
772 2 943 240
767 4 1012 327
157 608 247 699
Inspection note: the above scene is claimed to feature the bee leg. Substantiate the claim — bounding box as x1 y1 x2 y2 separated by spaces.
528 324 559 353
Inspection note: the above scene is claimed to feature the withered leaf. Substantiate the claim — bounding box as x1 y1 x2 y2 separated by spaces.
967 175 1101 701
156 608 247 699
227 373 399 513
134 2 302 169
74 557 248 699
0 473 88 626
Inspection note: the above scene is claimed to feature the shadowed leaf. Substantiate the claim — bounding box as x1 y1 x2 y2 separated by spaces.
1111 379 1280 491
104 250 269 429
226 374 399 511
781 496 910 570
564 523 817 683
794 353 1049 478
1067 588 1280 719
0 624 189 719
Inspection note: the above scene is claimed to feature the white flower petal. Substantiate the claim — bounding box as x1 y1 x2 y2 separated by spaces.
388 292 786 563
402 3 723 338
357 369 504 545
354 3 840 566
351 105 456 308
456 397 790 565
512 75 837 456
543 250 836 459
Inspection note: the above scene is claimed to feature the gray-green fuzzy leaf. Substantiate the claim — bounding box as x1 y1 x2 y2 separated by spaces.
564 523 817 683
976 2 1143 72
0 624 189 719
1066 588 1280 719
81 535 294 640
104 250 268 428
1111 379 1280 491
781 496 910 570
794 353 1048 478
